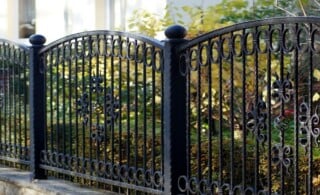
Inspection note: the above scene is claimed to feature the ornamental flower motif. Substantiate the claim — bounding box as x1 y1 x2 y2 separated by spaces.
246 97 267 144
272 144 293 172
77 93 89 125
272 73 293 103
299 102 320 150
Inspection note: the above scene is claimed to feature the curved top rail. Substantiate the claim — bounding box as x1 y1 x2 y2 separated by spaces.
0 38 30 51
178 16 320 51
40 30 164 53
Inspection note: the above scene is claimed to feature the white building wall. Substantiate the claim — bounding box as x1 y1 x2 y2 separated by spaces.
0 0 19 41
36 0 95 42
0 0 222 42
0 0 7 38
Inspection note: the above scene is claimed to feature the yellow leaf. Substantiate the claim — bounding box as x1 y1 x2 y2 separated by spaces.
313 93 320 102
314 69 320 81
155 95 161 104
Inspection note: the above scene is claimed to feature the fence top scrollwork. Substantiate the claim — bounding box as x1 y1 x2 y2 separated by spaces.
39 30 165 53
177 16 320 51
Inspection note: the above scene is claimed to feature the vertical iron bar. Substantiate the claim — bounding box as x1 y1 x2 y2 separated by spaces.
163 25 187 194
4 47 8 157
42 52 48 169
294 23 299 195
207 39 213 187
88 36 93 178
126 38 132 174
110 36 115 170
151 46 156 183
161 61 165 192
126 37 131 169
241 28 247 190
307 23 313 195
49 50 54 155
95 36 100 162
75 38 79 170
24 50 28 161
62 43 66 156
68 40 72 163
56 47 60 154
218 35 223 189
134 40 139 172
114 36 121 166
8 46 11 159
196 43 202 181
142 43 147 179
81 37 86 178
112 36 118 168
134 40 139 195
280 24 285 195
267 24 272 194
186 53 191 186
230 32 235 190
21 50 27 162
18 50 22 161
103 35 107 165
254 26 260 193
13 49 17 160
29 34 46 179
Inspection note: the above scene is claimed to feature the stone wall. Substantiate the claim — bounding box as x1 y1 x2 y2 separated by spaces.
0 166 117 195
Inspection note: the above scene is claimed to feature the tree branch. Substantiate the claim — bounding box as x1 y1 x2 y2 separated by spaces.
298 0 307 16
274 0 297 16
315 0 320 8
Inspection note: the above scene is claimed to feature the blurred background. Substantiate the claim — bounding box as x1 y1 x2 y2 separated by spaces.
0 0 222 42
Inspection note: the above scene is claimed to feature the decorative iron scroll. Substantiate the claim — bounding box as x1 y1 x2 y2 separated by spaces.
91 123 105 143
177 176 268 194
299 102 320 151
91 74 103 93
246 97 267 144
76 73 120 143
41 150 163 188
77 93 89 125
271 144 293 173
272 74 293 103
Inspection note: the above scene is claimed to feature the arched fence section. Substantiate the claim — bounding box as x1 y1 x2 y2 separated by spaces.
37 31 165 194
176 17 320 194
1 17 320 194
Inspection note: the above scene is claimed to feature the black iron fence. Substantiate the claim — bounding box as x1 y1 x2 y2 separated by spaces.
0 39 30 167
1 17 320 194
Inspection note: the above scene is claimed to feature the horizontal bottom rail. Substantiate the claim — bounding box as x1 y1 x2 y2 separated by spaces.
0 156 30 166
39 164 163 194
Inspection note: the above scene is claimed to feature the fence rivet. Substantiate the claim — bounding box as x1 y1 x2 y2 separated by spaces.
29 34 46 45
165 25 187 39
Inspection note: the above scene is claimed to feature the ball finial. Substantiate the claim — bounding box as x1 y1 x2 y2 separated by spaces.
165 25 187 39
29 34 46 45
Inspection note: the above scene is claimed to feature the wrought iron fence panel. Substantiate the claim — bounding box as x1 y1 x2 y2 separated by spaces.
0 39 30 167
38 31 164 194
2 16 320 195
176 17 320 194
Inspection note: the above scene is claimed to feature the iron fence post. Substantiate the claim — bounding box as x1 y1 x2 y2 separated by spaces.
29 34 46 179
163 25 187 194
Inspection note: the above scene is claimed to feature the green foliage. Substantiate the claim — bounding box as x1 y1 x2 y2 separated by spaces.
128 0 285 38
128 10 166 37
276 0 320 16
127 1 320 193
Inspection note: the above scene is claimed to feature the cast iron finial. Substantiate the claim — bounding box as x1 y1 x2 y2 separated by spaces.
29 34 46 46
165 25 187 39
